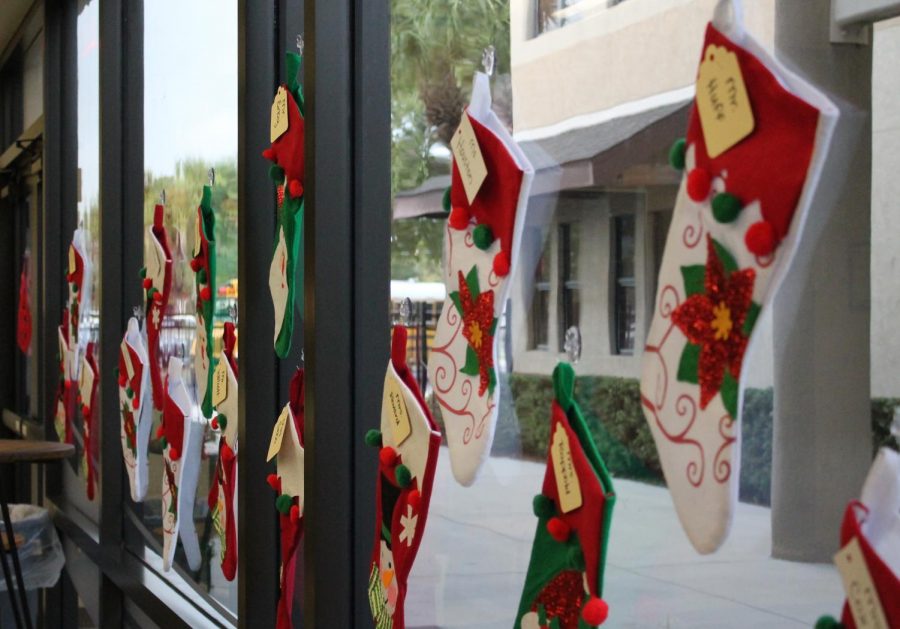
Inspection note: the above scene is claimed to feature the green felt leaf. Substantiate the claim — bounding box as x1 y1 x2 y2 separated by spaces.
449 291 462 316
460 345 480 376
465 265 480 297
721 371 739 420
712 238 739 274
680 265 706 297
743 301 761 336
677 343 701 384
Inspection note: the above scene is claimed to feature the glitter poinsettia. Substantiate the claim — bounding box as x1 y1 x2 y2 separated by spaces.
449 267 498 397
672 236 759 419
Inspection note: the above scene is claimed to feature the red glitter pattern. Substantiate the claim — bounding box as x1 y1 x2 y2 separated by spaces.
530 570 585 629
457 270 495 396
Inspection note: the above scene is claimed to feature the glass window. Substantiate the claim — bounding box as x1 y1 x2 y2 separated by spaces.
531 237 551 350
612 213 635 354
535 0 628 37
558 222 580 348
139 0 238 613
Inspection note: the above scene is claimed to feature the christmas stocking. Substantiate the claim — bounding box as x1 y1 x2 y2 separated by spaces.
79 342 100 501
516 363 615 629
67 227 93 357
142 202 173 411
208 322 239 582
17 254 31 355
427 71 534 486
54 310 75 445
160 358 204 572
365 326 441 629
263 51 306 359
191 185 217 419
266 367 305 629
640 0 838 553
816 448 900 629
119 316 153 502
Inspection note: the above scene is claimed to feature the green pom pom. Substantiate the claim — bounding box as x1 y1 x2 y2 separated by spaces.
275 494 293 515
269 164 285 183
159 436 167 449
146 287 158 299
712 192 742 223
218 415 228 430
395 464 412 488
814 616 843 629
139 266 147 278
126 387 134 399
365 429 382 448
72 283 79 293
567 544 585 570
442 187 451 213
533 494 555 518
473 224 494 250
669 137 686 170
197 268 207 284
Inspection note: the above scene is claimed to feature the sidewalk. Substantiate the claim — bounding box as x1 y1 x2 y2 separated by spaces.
407 447 844 628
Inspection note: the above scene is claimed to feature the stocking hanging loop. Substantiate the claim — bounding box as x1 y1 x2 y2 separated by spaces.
712 0 745 40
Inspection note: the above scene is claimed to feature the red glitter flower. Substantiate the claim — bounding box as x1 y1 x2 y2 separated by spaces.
672 236 756 411
452 267 497 397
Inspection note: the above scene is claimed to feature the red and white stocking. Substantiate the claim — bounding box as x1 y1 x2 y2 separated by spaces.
79 343 99 501
640 0 838 553
119 317 153 502
142 203 173 411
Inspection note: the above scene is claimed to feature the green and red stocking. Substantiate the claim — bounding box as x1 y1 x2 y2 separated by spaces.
209 322 239 581
366 326 441 629
266 367 305 629
79 342 100 501
190 186 217 418
54 310 75 445
516 363 615 629
427 71 534 486
263 51 306 358
119 316 152 502
142 202 173 410
640 2 838 553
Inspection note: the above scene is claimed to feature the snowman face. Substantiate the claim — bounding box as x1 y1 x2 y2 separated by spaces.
378 540 398 614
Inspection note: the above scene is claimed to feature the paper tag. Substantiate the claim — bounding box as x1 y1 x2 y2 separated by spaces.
79 356 95 401
267 405 291 462
383 370 412 446
269 227 289 345
271 86 289 143
68 245 76 275
212 361 228 407
121 340 135 380
695 44 755 158
551 422 582 513
451 112 488 205
834 537 889 629
146 233 164 287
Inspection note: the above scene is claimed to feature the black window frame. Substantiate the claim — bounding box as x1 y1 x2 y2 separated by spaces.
612 212 636 355
558 221 580 350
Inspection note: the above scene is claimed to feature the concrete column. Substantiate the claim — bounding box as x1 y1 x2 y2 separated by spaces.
771 2 873 561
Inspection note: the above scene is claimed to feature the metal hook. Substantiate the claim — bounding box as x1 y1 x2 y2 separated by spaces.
207 168 216 187
399 297 413 327
132 305 144 322
296 34 304 56
299 347 305 369
482 45 496 77
228 303 238 325
159 189 166 206
564 326 581 365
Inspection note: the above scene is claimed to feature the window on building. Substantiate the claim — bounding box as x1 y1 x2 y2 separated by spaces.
612 213 636 354
650 208 673 311
535 0 628 37
530 237 551 350
559 222 580 348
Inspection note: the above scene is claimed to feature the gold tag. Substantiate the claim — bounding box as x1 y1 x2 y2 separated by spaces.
267 405 291 462
383 370 412 446
68 245 77 275
834 536 889 629
450 112 488 205
271 86 289 143
212 360 228 407
695 44 755 158
551 422 582 513
79 356 95 401
121 340 135 380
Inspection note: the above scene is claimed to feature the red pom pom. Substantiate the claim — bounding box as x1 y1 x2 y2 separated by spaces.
211 417 219 430
448 207 469 230
686 168 712 202
290 504 301 523
745 220 776 256
262 147 275 161
200 286 212 301
266 473 281 492
152 291 163 304
142 278 153 289
582 597 609 625
379 446 398 468
132 396 140 410
118 374 128 387
190 258 202 273
81 405 90 417
493 251 510 277
407 489 421 510
168 446 180 461
288 179 304 198
546 516 571 542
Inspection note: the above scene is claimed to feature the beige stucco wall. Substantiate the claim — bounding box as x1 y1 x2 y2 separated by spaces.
510 0 775 134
